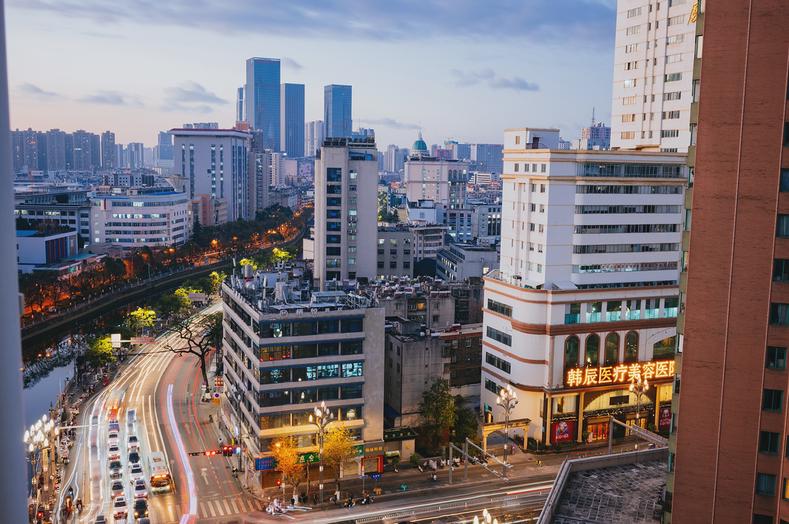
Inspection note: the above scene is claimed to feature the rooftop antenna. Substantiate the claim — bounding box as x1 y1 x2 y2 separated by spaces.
591 107 596 127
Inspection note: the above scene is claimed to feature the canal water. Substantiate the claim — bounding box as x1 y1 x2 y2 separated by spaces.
22 363 73 427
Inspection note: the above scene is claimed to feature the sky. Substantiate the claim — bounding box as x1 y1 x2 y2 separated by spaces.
5 0 616 148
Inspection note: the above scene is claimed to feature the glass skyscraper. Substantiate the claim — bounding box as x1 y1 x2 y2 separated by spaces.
323 84 352 138
280 83 304 157
245 58 281 150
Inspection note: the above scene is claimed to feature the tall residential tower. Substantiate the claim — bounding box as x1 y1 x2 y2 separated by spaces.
280 83 305 158
323 84 352 139
245 58 281 150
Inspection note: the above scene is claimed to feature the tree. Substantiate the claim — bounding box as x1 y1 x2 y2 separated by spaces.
239 258 258 270
271 247 294 264
173 286 201 316
209 271 227 296
84 336 116 368
322 424 357 494
271 436 305 502
157 293 183 320
164 312 223 392
453 396 479 444
128 306 157 334
418 378 457 452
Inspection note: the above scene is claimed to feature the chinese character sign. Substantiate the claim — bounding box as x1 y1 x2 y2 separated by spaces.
565 360 675 387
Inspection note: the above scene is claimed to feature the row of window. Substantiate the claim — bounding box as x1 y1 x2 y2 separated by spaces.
564 332 643 371
575 205 681 215
574 243 679 254
259 384 365 407
485 352 511 374
259 361 363 384
486 326 512 347
576 184 682 195
487 299 513 318
576 163 683 179
574 224 679 234
573 261 678 274
512 163 547 173
255 317 364 338
258 340 363 361
260 403 363 430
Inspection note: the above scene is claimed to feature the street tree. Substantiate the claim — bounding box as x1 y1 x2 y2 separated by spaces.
271 247 294 264
453 395 479 444
127 306 157 335
173 286 202 316
238 258 258 270
271 436 304 502
418 378 457 452
322 424 357 494
209 271 227 296
164 312 223 392
84 335 116 368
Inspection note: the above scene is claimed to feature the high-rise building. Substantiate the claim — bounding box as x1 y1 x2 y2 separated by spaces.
480 127 685 446
114 144 125 169
304 120 324 157
45 129 67 172
470 143 503 174
11 128 40 173
315 137 378 288
384 144 409 173
280 83 305 158
126 143 144 170
610 0 696 152
236 86 244 123
404 132 468 208
445 140 471 161
171 127 251 222
100 131 115 169
244 58 281 150
323 84 352 138
157 131 173 162
35 132 47 172
71 130 96 171
579 122 611 150
666 2 789 523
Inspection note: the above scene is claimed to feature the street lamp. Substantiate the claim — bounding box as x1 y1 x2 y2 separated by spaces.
496 384 518 472
24 415 56 507
473 508 500 524
629 375 650 452
308 401 333 504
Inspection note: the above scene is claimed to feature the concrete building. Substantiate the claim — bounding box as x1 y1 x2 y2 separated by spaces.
481 130 685 447
404 133 468 208
385 319 482 427
314 137 378 288
411 224 448 262
407 199 444 225
191 193 228 227
580 121 611 150
72 130 98 171
90 189 192 247
610 0 696 152
304 120 324 158
126 142 144 170
444 207 473 243
45 129 67 172
171 127 251 222
156 131 174 171
377 226 413 278
245 57 281 150
220 269 387 487
469 201 502 246
667 2 789 522
323 84 352 138
16 227 79 273
470 143 503 174
100 131 115 169
280 83 305 158
436 244 498 282
14 188 92 243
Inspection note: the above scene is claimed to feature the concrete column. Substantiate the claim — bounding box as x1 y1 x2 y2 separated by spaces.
653 386 661 430
576 391 585 443
544 394 553 447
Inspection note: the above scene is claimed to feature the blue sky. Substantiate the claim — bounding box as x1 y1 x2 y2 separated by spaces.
6 0 616 148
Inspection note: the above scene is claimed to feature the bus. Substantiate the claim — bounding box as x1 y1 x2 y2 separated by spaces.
106 388 126 423
149 451 173 493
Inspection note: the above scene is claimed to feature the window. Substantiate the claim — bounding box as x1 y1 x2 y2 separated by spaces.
585 334 600 367
624 331 639 362
623 78 637 88
624 43 639 54
767 346 787 370
626 6 641 17
667 14 684 25
753 515 774 524
770 303 789 325
653 335 676 359
756 473 777 496
663 91 682 101
485 352 511 373
662 110 681 119
781 170 789 192
665 72 682 82
666 34 685 46
661 129 680 138
620 131 636 140
774 260 789 281
622 95 637 105
486 326 512 346
604 333 619 366
564 336 580 373
763 389 784 411
622 114 636 123
484 378 499 394
759 431 780 454
625 25 640 36
514 163 519 172
665 54 683 65
487 299 512 317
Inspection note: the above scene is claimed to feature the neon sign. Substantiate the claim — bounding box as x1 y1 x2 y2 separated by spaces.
565 360 675 388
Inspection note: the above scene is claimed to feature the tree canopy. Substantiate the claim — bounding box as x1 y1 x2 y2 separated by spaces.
322 424 357 491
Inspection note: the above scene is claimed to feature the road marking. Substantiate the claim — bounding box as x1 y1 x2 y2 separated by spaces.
208 500 217 517
167 383 198 519
199 502 207 517
222 498 232 515
230 498 240 514
201 467 210 485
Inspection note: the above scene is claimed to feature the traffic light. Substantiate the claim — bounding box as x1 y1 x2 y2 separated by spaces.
275 479 281 487
234 446 241 455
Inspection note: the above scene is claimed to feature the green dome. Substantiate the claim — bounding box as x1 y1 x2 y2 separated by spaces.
412 131 427 152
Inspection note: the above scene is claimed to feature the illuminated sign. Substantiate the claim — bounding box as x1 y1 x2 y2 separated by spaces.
565 360 675 388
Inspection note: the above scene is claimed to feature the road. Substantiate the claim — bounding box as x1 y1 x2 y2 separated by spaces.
58 303 264 523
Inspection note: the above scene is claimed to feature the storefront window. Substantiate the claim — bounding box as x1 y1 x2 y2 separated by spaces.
564 336 580 374
624 331 639 362
585 334 600 367
604 333 619 366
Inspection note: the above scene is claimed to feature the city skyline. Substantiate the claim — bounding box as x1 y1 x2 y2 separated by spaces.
6 0 615 147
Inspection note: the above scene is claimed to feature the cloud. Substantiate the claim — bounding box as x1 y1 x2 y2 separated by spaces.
452 69 539 92
79 90 142 106
18 82 59 98
357 117 420 130
281 57 303 71
9 0 615 46
165 82 227 105
161 102 215 114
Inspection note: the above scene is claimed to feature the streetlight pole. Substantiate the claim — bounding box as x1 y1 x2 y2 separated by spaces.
308 401 332 504
473 508 500 524
496 384 518 477
629 375 650 453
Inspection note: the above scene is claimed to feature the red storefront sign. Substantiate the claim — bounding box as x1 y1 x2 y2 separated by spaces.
659 406 672 432
551 420 576 444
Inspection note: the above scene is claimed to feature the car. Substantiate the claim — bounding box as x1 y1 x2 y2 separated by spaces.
133 479 148 499
108 432 119 446
127 435 139 451
112 496 127 519
128 451 141 467
130 464 144 482
132 499 148 520
109 460 123 480
108 445 121 461
137 519 150 524
110 481 124 499
108 422 120 433
94 515 106 523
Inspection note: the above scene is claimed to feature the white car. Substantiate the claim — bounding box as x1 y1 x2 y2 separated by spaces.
133 479 148 500
108 431 119 446
112 496 127 520
110 481 124 499
127 435 139 451
129 464 145 483
108 445 121 461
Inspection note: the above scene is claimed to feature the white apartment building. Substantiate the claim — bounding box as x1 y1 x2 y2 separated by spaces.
610 0 698 152
314 137 378 288
171 127 251 222
305 120 324 157
404 134 468 208
480 128 685 446
90 189 192 247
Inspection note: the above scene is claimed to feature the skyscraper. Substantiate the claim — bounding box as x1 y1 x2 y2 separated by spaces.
101 131 115 169
244 58 281 150
666 2 789 523
323 84 352 138
470 143 503 174
280 83 305 158
304 120 324 157
45 129 66 171
71 130 95 171
610 0 696 152
157 131 174 163
236 86 244 123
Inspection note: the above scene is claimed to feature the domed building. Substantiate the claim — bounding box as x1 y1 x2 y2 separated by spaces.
412 131 428 154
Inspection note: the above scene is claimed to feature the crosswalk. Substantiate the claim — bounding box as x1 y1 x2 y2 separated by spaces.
199 496 264 519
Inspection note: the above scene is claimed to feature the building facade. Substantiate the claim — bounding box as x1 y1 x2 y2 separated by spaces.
436 244 498 282
14 189 92 243
404 134 468 209
245 57 281 150
314 138 378 288
280 83 305 158
100 131 115 169
323 85 352 139
610 0 696 152
377 226 414 278
481 132 685 446
470 143 503 174
304 120 324 158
